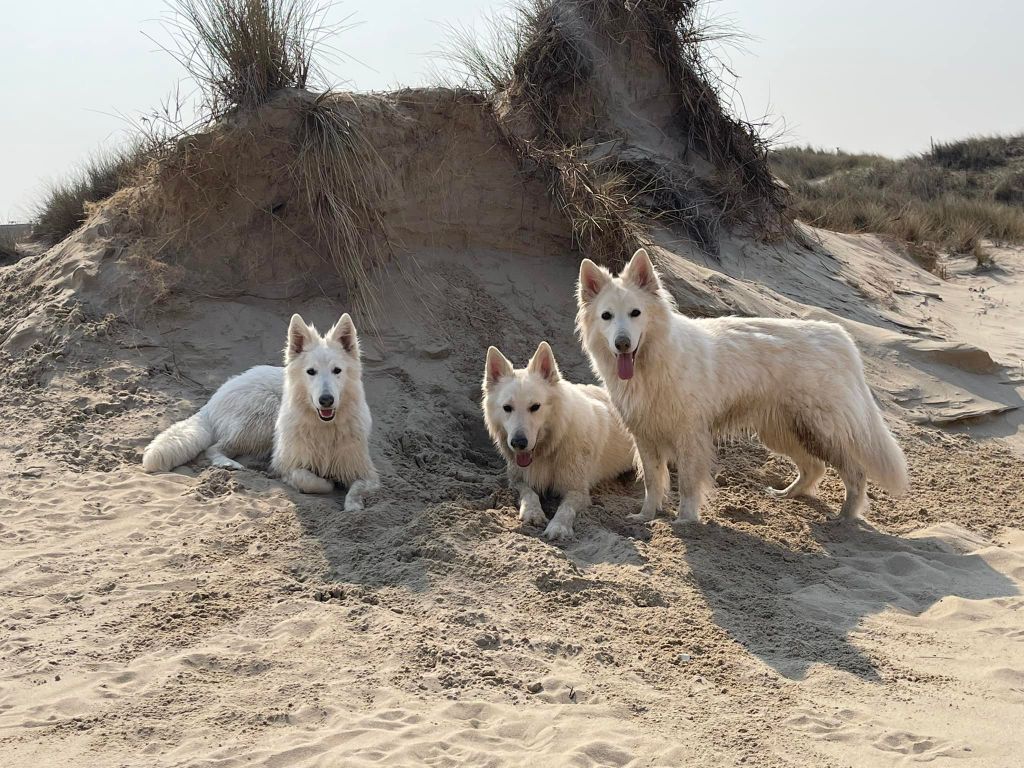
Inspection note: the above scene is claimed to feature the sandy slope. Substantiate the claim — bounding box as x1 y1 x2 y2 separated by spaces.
1 213 1023 767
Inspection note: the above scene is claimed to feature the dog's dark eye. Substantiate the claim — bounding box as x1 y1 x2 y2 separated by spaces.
503 404 513 413
601 311 613 321
529 403 541 412
332 367 342 374
306 368 316 375
630 309 641 318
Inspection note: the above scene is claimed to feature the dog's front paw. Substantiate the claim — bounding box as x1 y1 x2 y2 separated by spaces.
519 505 546 527
626 506 658 524
343 497 364 512
542 519 573 541
211 457 245 471
675 501 702 523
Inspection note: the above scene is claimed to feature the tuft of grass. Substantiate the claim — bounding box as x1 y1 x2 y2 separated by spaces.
289 94 391 307
440 0 784 259
631 0 785 229
438 4 534 94
930 135 1024 171
162 0 335 115
34 144 153 244
994 169 1024 204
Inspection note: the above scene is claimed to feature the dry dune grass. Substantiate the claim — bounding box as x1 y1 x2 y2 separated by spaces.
34 0 388 303
161 0 332 114
289 93 391 305
774 138 1024 262
34 145 153 244
441 0 785 261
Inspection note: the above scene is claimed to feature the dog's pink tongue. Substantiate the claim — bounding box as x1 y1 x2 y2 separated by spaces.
616 353 634 380
515 451 533 468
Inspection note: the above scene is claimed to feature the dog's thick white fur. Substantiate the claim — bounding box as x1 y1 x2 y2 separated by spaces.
142 313 378 511
576 248 908 524
482 341 637 540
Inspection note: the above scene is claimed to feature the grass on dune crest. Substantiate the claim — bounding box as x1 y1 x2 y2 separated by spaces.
773 137 1024 263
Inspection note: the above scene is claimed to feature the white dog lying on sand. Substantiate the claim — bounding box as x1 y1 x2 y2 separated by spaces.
142 313 378 511
482 341 637 540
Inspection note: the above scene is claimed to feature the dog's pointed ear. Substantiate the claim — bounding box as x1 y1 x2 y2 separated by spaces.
484 346 514 389
527 341 561 383
621 248 661 293
328 313 359 356
285 314 315 363
578 259 611 304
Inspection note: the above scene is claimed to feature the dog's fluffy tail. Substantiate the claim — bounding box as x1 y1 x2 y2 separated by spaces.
857 399 909 497
142 413 213 473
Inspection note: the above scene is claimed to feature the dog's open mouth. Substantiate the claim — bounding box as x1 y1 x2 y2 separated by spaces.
616 351 636 380
317 408 336 422
515 450 533 468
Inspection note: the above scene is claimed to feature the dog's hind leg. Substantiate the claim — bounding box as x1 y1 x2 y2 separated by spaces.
788 415 865 519
206 443 245 471
838 465 868 520
628 444 669 523
759 427 826 499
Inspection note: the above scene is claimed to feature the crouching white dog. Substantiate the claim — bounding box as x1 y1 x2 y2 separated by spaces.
576 248 907 524
142 313 379 511
482 341 637 540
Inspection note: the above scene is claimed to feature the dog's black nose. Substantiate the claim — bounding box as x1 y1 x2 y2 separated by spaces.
510 432 528 450
614 334 632 353
319 394 335 408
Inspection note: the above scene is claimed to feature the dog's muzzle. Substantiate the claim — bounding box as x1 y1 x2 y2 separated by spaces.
509 432 532 467
318 394 336 421
614 334 636 380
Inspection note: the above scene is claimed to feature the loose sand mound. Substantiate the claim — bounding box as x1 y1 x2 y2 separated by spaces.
3 2 1024 764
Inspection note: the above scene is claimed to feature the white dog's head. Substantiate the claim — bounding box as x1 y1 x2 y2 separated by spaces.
481 341 563 468
283 313 361 422
576 248 669 381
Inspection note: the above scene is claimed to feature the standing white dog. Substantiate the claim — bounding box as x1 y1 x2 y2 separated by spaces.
142 313 378 511
576 248 907 524
482 341 637 540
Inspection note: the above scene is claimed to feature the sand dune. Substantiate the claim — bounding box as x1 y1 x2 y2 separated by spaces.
2 218 1024 765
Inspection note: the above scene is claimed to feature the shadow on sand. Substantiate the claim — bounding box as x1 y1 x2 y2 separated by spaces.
679 503 1017 681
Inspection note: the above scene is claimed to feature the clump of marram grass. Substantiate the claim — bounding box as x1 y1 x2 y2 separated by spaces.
930 135 1024 171
441 1 595 140
289 94 391 307
438 4 534 94
162 0 333 115
621 0 785 228
440 0 784 260
35 143 154 244
994 169 1024 204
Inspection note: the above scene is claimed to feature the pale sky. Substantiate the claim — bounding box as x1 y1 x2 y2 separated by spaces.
3 0 1023 221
